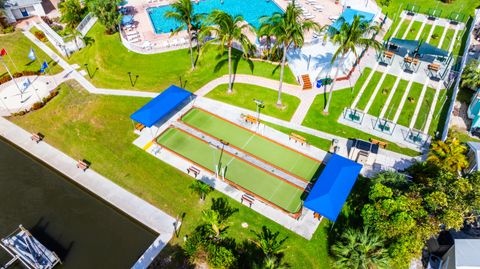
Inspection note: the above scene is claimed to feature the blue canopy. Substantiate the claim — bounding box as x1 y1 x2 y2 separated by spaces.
331 8 375 32
122 15 134 25
304 154 362 221
130 85 192 127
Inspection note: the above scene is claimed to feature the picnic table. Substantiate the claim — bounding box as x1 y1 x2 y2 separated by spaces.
404 56 419 65
384 51 394 59
428 63 441 72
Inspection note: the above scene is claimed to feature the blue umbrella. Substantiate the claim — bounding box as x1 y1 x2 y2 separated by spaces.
118 0 128 6
122 15 134 25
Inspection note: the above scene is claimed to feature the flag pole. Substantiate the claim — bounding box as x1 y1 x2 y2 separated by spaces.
0 56 23 101
7 53 18 72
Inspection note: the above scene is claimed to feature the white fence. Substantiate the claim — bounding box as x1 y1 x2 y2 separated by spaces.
76 13 97 37
119 29 190 54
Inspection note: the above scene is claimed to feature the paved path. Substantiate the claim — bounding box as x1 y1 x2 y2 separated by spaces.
0 117 177 268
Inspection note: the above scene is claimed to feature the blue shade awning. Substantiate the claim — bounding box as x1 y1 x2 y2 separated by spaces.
304 154 362 221
122 15 134 25
388 38 420 52
417 42 449 57
331 8 375 32
130 85 192 127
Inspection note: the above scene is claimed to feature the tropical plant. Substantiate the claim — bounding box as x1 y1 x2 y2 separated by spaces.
88 0 121 34
323 15 382 113
259 4 321 106
59 0 85 30
427 135 468 174
461 59 480 90
202 209 228 239
251 226 288 259
200 10 254 93
331 228 390 269
164 0 204 70
189 180 212 202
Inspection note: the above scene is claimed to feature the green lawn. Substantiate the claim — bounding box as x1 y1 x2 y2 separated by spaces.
205 83 300 121
156 127 304 213
419 23 433 41
262 121 332 152
379 0 479 21
355 71 384 110
413 87 436 130
395 19 411 38
10 80 333 269
29 26 63 57
397 82 424 127
405 21 424 40
429 89 448 136
0 31 63 78
368 74 398 117
68 23 296 92
441 28 456 50
429 25 445 47
384 16 403 40
385 80 409 120
302 87 420 156
181 108 321 181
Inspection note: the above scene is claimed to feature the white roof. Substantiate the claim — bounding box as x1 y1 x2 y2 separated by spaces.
455 239 480 269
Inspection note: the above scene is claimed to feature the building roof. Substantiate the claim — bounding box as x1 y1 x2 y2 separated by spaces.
130 85 192 127
304 154 362 221
5 0 42 8
455 239 480 269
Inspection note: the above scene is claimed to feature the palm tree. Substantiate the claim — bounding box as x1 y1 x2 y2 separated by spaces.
59 0 84 29
259 4 321 106
200 10 254 93
202 209 228 239
331 228 390 269
461 59 480 90
164 0 204 70
323 15 382 114
189 180 212 202
427 135 469 174
251 226 288 258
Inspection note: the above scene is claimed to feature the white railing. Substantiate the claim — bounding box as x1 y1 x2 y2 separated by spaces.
76 13 97 37
119 29 190 54
34 20 85 56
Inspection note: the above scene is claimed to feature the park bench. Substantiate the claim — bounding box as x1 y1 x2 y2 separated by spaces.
313 212 321 220
428 63 441 72
241 194 255 207
369 138 388 149
289 133 307 145
383 51 394 59
76 160 90 172
187 166 200 178
30 133 43 143
135 123 145 131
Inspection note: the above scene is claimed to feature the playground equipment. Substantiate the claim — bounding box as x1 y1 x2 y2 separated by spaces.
405 128 429 146
373 117 396 135
343 107 364 124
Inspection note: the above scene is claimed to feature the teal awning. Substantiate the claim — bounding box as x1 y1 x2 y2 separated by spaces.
389 38 419 52
389 38 449 57
417 42 449 57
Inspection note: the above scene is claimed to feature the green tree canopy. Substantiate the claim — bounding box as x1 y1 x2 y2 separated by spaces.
427 135 469 174
59 0 85 30
461 59 480 90
88 0 120 34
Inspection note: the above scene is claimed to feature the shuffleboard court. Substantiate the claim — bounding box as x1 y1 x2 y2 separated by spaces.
181 108 320 181
157 128 304 213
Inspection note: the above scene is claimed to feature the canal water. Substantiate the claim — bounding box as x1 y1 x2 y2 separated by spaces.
0 139 157 269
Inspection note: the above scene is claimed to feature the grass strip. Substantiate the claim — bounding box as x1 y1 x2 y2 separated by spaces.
397 82 424 127
405 21 423 40
428 25 445 47
413 87 436 130
355 71 384 110
368 74 398 117
385 80 409 121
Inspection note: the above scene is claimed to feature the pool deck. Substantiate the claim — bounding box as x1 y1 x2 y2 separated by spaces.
0 117 178 269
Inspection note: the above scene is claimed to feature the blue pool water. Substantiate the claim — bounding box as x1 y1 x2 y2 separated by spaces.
148 0 284 34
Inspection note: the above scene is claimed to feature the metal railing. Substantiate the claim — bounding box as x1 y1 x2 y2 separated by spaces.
76 13 97 37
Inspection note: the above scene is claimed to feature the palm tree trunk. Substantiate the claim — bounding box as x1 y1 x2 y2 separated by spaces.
323 54 345 114
277 44 287 107
228 45 233 93
188 27 195 70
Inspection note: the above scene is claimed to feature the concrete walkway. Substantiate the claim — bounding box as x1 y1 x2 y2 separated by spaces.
0 117 177 268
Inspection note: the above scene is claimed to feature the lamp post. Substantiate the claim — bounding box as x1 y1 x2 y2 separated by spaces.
253 99 264 123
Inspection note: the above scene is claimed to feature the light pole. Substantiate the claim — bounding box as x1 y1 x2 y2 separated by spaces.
253 99 264 122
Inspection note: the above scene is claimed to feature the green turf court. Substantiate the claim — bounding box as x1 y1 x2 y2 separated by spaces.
156 127 303 213
385 80 409 121
428 25 445 47
355 71 384 110
368 74 398 117
397 82 424 127
181 108 321 181
405 21 423 40
396 20 411 38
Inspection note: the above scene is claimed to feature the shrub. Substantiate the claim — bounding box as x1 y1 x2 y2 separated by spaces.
34 30 48 42
31 102 44 110
0 25 15 34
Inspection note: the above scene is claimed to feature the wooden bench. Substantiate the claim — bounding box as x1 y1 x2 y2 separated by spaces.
30 133 43 143
313 212 321 220
369 138 388 149
241 194 255 207
76 160 90 171
187 166 200 178
383 51 394 59
135 123 145 131
289 133 307 145
404 56 419 65
428 63 440 72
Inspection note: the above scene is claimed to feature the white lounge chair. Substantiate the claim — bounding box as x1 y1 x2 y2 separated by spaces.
313 4 324 10
329 16 339 21
161 40 170 48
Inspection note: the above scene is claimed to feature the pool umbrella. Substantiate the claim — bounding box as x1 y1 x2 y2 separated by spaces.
122 15 134 26
118 0 128 6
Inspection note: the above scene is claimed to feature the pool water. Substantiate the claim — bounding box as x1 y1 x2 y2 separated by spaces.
148 0 284 34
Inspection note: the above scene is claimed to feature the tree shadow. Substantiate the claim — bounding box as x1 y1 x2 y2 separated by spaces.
149 243 193 269
210 197 238 222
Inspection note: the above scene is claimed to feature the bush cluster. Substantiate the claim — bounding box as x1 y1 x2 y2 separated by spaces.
11 88 60 116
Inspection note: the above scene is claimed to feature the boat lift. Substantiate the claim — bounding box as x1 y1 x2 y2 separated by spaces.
0 225 61 269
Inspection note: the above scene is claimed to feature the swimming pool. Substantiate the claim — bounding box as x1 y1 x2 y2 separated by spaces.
147 0 284 34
